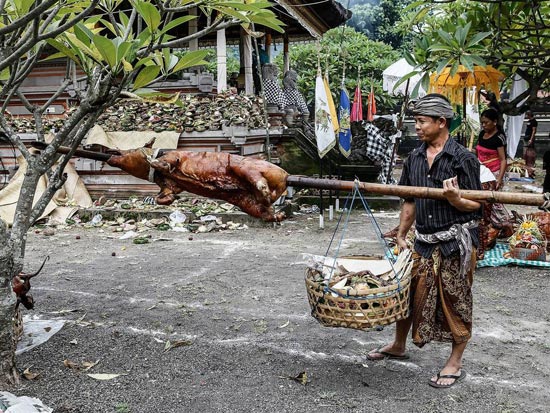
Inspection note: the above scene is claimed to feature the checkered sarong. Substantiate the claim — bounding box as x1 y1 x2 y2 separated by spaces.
283 88 309 114
263 79 285 109
362 123 396 185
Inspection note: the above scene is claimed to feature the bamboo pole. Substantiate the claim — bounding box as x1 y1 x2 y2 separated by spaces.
29 142 549 208
286 175 548 207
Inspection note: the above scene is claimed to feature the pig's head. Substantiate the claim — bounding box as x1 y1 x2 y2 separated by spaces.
106 139 157 181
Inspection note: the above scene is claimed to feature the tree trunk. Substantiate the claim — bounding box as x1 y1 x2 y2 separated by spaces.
0 222 19 386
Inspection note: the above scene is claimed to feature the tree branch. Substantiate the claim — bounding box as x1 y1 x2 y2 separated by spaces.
0 0 58 37
0 0 99 72
39 79 72 114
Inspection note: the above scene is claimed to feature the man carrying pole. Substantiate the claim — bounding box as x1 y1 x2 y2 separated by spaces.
367 94 482 389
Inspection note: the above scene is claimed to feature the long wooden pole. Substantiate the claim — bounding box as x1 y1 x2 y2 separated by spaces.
30 141 548 207
287 175 548 207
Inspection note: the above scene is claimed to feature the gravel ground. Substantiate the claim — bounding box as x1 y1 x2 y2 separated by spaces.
6 205 550 413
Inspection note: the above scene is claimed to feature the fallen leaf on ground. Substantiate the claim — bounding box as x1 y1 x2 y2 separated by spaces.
82 360 99 371
23 367 40 380
278 371 308 385
278 320 290 329
63 359 79 370
87 373 123 380
164 339 193 352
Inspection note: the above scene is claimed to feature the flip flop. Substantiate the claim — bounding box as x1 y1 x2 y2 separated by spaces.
366 348 410 361
428 370 466 389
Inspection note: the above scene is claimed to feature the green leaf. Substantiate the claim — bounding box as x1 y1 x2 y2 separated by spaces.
133 0 161 32
428 45 454 52
437 29 456 47
461 55 474 72
172 50 209 73
93 35 117 68
436 58 453 74
0 67 10 82
73 23 93 46
450 60 460 77
468 55 487 67
121 58 133 72
456 22 472 47
249 15 285 33
158 15 197 36
403 52 418 67
45 39 79 63
466 32 491 48
419 73 431 96
213 6 249 22
393 71 421 93
133 65 160 90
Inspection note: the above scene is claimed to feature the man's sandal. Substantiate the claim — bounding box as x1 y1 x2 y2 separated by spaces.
428 370 466 388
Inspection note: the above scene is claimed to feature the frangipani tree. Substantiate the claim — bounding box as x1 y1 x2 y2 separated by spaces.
0 0 283 385
396 0 550 114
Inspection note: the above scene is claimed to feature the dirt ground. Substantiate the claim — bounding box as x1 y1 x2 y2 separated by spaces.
6 200 550 413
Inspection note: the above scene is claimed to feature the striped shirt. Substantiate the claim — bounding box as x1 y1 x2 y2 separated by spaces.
399 137 482 258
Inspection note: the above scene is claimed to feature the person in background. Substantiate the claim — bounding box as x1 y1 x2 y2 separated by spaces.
523 110 538 174
367 94 482 389
476 109 507 189
476 108 513 238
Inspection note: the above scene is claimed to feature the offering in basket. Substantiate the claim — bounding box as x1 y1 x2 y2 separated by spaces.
508 218 546 261
304 250 413 331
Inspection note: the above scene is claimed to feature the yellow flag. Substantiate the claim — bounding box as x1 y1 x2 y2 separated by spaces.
323 75 339 133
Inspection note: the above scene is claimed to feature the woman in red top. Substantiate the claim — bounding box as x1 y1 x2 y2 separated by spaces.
476 108 513 243
476 108 507 189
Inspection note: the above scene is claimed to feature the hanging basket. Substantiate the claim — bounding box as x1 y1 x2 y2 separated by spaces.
305 251 413 331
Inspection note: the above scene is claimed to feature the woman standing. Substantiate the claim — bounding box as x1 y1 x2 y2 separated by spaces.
476 109 507 189
476 108 513 241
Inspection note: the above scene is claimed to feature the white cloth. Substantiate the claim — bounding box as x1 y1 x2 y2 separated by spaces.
505 74 528 158
0 156 92 225
85 125 179 150
314 73 336 158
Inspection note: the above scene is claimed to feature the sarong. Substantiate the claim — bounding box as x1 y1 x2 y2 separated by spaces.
409 248 476 347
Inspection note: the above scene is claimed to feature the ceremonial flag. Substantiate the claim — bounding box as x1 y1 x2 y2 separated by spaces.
351 83 363 122
338 87 352 157
367 85 377 121
324 74 339 133
314 70 336 158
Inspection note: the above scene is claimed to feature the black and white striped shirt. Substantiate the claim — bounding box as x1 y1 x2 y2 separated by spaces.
399 137 482 258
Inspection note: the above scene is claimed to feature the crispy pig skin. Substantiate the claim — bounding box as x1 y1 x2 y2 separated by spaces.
108 150 288 222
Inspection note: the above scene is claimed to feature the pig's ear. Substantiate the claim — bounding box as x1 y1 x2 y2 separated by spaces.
144 138 156 148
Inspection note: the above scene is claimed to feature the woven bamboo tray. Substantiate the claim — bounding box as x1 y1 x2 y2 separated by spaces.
305 252 413 331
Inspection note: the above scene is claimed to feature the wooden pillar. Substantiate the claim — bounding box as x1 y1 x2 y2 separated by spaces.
265 33 272 62
283 34 290 73
217 29 227 92
189 7 198 51
242 29 253 95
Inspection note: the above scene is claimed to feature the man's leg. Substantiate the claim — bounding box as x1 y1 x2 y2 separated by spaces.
430 340 468 386
367 316 413 359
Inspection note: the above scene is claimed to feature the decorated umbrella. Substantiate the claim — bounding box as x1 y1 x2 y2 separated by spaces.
430 65 505 145
429 65 505 105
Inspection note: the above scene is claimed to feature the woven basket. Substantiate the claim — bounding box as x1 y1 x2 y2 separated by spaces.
510 245 546 261
305 253 413 331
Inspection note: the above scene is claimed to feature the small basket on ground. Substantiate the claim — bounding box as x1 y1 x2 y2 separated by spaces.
305 250 413 331
508 216 547 262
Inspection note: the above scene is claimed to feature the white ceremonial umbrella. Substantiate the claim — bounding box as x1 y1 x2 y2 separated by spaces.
382 58 426 97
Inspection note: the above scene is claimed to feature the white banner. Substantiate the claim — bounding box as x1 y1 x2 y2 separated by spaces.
314 74 336 158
